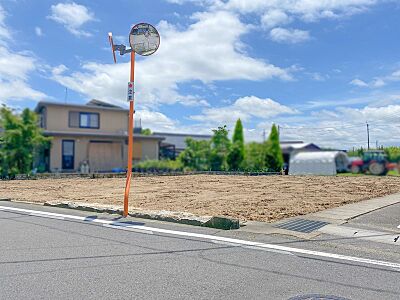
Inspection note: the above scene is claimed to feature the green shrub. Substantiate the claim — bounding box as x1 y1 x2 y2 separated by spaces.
134 159 183 172
178 138 211 171
242 142 266 171
210 125 231 171
0 106 51 177
384 146 400 162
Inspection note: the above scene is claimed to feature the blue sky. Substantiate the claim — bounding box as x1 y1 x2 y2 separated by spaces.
1 0 400 148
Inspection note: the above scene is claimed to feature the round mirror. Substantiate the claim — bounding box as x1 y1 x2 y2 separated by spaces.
129 23 160 56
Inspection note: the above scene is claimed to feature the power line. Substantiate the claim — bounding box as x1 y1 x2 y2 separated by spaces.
64 88 68 104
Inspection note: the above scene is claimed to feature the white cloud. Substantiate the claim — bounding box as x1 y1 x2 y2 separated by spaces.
310 72 327 81
136 110 178 131
336 105 400 123
0 4 47 104
223 0 381 21
51 10 292 108
180 97 210 107
391 69 400 80
304 93 400 110
371 78 385 88
0 46 36 81
261 9 291 29
0 80 47 103
167 1 386 49
235 96 297 117
366 69 400 87
35 27 43 37
0 4 10 42
190 95 297 125
350 78 368 87
270 103 400 148
269 27 310 43
166 0 218 5
48 2 95 37
52 64 68 76
349 68 400 88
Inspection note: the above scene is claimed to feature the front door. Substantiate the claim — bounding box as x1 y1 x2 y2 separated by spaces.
62 140 75 170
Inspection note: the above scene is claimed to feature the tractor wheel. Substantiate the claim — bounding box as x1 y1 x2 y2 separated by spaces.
351 165 361 174
369 162 386 176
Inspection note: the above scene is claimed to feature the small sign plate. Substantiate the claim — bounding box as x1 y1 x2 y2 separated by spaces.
127 81 134 101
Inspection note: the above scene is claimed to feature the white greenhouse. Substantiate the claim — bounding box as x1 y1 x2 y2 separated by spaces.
289 151 349 176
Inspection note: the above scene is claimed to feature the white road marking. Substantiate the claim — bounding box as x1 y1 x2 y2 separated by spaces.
212 240 294 256
242 245 296 256
103 224 153 235
212 240 242 247
29 212 65 220
318 224 400 246
1 205 400 271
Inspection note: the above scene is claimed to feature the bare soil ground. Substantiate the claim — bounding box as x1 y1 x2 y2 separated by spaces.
2 175 400 222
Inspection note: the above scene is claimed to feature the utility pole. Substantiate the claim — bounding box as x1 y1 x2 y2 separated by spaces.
278 125 280 138
262 129 266 143
366 122 370 150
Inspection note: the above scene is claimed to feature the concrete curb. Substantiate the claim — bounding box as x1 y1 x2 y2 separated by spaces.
307 192 400 223
43 201 240 230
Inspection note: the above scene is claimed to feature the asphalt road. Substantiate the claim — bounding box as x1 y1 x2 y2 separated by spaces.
1 201 399 300
348 202 400 232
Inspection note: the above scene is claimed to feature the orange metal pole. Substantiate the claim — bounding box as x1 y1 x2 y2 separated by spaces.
123 51 135 217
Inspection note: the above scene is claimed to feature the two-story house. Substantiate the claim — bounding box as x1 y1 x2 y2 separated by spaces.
35 100 164 173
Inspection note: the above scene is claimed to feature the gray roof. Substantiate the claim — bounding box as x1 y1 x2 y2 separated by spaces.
280 141 304 144
86 99 122 108
154 132 212 150
35 100 128 113
280 142 321 154
280 142 320 150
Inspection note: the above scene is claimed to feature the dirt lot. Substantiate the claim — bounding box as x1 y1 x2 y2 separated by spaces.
2 175 400 222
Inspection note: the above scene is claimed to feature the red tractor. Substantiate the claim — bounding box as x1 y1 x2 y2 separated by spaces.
350 150 396 175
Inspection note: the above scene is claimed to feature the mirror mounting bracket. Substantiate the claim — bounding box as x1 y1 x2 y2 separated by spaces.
113 44 133 56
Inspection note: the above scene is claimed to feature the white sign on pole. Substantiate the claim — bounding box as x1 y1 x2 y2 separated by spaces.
127 81 134 101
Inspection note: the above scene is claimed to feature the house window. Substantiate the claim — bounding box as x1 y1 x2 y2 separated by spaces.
38 107 46 129
69 111 99 129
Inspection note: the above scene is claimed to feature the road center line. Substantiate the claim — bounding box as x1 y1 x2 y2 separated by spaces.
1 205 400 271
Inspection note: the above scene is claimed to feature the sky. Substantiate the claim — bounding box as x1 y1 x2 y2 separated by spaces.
1 0 400 149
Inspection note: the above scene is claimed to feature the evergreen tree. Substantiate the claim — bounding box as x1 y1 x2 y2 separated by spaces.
209 125 231 171
264 124 283 172
227 119 245 170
